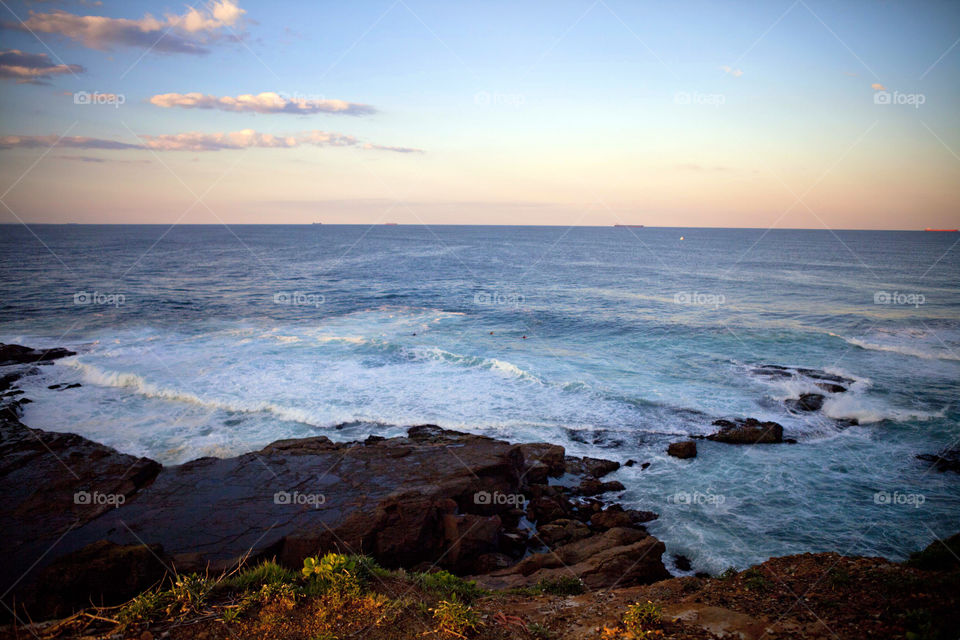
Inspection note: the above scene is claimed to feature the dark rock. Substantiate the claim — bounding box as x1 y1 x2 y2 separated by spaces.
673 554 692 572
641 462 651 470
516 443 566 478
573 478 626 496
707 418 783 444
787 393 825 412
667 440 697 459
473 552 515 573
816 382 847 394
527 494 571 524
917 449 960 473
625 509 658 523
591 508 634 530
16 540 171 620
537 518 591 547
478 527 668 590
0 343 75 366
624 459 637 467
565 456 621 478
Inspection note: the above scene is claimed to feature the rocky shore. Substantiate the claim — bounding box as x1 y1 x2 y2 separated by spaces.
2 343 959 639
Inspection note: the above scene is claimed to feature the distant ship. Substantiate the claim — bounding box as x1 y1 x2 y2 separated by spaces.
311 222 322 225
925 228 958 232
384 222 399 226
613 224 644 228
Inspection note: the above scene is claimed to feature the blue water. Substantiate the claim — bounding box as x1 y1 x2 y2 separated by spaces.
1 224 958 573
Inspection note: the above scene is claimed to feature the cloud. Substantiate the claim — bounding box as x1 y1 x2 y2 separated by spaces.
0 49 83 83
720 65 743 77
871 83 886 91
0 129 423 153
3 0 245 54
0 135 140 149
148 91 376 115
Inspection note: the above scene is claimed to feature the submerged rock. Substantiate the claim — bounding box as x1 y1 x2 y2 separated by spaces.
786 393 825 412
917 448 960 473
0 343 75 365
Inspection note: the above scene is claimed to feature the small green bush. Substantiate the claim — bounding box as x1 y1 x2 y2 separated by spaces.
220 560 296 592
431 596 481 637
623 600 662 635
116 589 170 626
415 569 485 603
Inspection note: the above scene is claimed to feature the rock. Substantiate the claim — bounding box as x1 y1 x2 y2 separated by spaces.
917 449 960 473
537 518 592 547
591 508 634 530
673 553 692 571
527 494 571 524
815 382 847 394
0 343 76 365
667 440 697 459
573 477 626 496
641 462 651 469
625 509 658 523
564 456 621 478
481 527 668 590
624 459 637 467
707 418 783 444
472 552 515 573
16 540 171 620
787 393 825 412
516 443 566 478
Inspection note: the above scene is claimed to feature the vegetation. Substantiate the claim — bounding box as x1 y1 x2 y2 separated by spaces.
536 575 585 595
430 595 482 637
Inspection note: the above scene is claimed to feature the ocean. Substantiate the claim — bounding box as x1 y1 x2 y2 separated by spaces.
1 224 957 574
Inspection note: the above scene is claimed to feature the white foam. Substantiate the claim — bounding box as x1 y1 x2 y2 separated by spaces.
838 336 960 361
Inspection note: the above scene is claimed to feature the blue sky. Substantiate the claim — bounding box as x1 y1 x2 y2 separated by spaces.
0 0 958 227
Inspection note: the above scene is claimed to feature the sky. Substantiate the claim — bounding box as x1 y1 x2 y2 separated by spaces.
0 0 958 228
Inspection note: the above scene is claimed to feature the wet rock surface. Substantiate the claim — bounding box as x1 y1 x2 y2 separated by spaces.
706 418 784 444
668 440 697 459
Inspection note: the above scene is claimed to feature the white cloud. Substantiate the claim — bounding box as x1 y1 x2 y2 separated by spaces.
148 92 376 115
4 0 245 54
871 83 886 91
720 65 743 77
0 129 423 153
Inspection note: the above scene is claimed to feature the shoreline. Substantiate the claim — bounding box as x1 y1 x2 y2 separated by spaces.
2 343 959 638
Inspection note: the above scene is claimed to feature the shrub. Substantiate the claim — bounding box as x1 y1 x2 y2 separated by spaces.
220 560 296 592
301 553 363 595
116 589 170 626
416 569 485 603
167 573 212 618
431 596 482 637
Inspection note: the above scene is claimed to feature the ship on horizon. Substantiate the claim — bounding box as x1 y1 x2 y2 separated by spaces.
925 228 958 232
613 224 644 228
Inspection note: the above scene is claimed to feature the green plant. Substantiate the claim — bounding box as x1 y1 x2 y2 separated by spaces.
116 589 170 626
623 600 662 635
220 560 296 592
718 566 738 580
742 568 769 591
431 596 482 637
537 575 585 596
527 621 553 638
167 573 211 617
416 569 485 603
301 552 364 595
